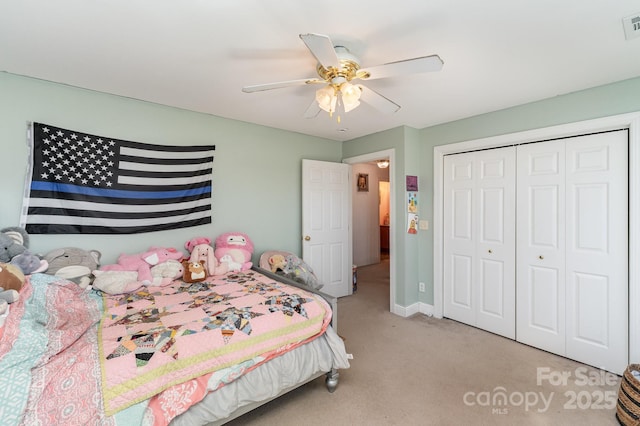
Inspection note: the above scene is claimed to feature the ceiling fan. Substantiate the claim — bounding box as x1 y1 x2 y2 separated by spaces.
242 33 444 121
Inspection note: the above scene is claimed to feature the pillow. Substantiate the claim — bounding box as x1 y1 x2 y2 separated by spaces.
281 255 322 290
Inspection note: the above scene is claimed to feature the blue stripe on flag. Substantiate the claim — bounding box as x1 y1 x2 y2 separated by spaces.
30 181 211 199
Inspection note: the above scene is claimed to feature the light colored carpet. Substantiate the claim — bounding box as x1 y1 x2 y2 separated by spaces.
226 259 621 425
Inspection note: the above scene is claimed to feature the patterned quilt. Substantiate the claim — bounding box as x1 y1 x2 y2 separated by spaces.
100 270 330 415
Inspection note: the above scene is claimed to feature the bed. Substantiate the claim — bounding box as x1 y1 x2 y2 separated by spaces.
0 265 350 425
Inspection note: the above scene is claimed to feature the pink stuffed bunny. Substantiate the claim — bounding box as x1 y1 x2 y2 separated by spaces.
185 237 228 276
100 247 184 284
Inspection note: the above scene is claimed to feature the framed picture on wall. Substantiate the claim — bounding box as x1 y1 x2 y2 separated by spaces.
406 175 418 191
357 173 369 192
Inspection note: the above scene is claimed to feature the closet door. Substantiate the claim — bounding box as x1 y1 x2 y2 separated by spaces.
517 131 628 374
516 141 566 354
444 147 516 338
564 131 628 373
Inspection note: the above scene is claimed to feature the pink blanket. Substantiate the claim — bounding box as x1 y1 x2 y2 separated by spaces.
99 270 331 416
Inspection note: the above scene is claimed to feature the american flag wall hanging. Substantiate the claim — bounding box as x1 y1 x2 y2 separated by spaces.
20 122 215 234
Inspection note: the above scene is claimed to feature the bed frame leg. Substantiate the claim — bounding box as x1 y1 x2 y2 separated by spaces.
325 368 339 393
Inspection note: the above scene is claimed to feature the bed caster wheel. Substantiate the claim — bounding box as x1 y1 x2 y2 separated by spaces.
325 370 339 393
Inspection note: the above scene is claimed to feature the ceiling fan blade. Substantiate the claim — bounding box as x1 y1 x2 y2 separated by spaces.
358 55 443 81
359 85 401 114
299 33 340 69
303 99 321 119
242 78 323 93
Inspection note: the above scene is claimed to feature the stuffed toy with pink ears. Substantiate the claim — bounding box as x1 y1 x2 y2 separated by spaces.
185 237 228 276
100 247 184 284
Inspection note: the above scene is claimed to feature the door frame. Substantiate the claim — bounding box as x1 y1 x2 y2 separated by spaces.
433 112 640 364
343 149 396 312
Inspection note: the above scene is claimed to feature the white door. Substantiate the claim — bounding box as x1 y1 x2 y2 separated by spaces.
517 131 628 374
443 147 516 338
302 159 352 298
516 140 567 354
564 132 628 373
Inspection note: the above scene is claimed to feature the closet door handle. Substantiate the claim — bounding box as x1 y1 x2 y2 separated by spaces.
488 249 493 254
539 255 544 260
304 236 311 241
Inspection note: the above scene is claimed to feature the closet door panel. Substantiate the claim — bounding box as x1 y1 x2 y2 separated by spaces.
528 265 561 332
479 258 505 316
444 148 516 338
451 255 473 309
516 141 566 353
475 149 516 338
444 155 476 326
573 272 608 344
530 185 560 248
565 131 628 374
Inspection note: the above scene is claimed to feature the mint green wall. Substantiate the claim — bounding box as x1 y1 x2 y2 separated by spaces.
422 76 640 147
343 126 429 307
0 72 341 264
342 126 412 304
344 76 640 309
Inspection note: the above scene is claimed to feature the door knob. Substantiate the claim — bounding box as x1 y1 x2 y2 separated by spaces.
488 249 493 254
304 236 311 241
539 255 544 260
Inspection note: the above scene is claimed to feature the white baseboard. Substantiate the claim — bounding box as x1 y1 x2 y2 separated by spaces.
393 302 434 318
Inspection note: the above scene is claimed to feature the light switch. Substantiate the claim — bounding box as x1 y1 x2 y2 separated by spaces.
419 220 429 230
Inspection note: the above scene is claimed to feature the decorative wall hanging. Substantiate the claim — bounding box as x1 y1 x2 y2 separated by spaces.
407 213 419 234
357 173 369 192
20 122 216 234
406 175 418 191
407 192 418 213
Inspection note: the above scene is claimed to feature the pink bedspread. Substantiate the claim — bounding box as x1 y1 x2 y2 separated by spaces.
100 270 331 416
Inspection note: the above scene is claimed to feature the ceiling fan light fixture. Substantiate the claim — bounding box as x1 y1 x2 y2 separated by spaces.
377 160 390 169
340 82 361 113
316 85 338 114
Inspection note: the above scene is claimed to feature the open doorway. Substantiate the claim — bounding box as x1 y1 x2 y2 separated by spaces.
343 149 395 312
379 179 390 262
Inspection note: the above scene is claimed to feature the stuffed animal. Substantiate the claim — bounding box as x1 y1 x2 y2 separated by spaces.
92 259 185 295
0 226 29 263
150 259 184 284
182 260 207 283
185 237 228 276
0 262 25 292
0 287 20 316
91 270 142 294
44 247 102 289
10 250 48 275
100 247 184 284
214 232 254 272
0 288 19 316
268 254 287 273
0 262 25 315
281 255 322 289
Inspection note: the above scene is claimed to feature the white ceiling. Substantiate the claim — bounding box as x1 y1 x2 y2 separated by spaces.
2 1 640 142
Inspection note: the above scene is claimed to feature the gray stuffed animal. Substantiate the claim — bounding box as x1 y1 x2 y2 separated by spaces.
0 227 29 263
44 247 101 289
10 250 48 275
281 254 322 290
